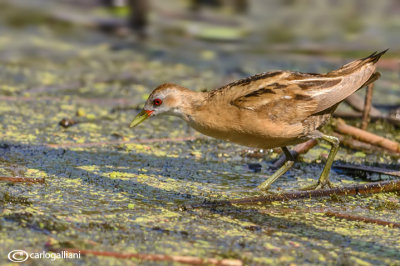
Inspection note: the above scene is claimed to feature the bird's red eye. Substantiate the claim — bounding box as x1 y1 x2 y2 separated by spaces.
153 98 162 106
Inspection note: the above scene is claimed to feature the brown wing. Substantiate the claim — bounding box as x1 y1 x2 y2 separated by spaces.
230 80 320 123
208 71 286 99
229 50 387 122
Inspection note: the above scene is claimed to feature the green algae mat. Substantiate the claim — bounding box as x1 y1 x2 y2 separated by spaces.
1 1 400 265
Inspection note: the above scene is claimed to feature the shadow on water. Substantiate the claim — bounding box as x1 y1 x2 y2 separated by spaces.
1 141 399 262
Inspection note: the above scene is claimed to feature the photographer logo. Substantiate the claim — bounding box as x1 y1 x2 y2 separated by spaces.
8 250 29 263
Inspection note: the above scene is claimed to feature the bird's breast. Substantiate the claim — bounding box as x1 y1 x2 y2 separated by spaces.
183 106 305 149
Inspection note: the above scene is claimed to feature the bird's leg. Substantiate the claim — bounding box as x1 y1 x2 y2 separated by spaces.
258 146 294 191
301 134 340 190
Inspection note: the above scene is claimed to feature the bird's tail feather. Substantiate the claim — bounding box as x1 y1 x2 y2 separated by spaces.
332 49 388 75
313 50 387 113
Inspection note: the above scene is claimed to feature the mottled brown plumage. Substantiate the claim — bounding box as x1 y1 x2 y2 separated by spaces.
130 50 387 191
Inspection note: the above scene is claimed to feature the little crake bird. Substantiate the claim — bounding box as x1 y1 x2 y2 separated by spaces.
130 51 387 191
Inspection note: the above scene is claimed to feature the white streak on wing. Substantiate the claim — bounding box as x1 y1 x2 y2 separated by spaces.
307 89 331 97
292 77 332 83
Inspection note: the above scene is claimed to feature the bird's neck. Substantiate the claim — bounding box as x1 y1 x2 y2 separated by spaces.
174 90 207 121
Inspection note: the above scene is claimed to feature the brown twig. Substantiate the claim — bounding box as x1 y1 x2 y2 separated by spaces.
332 133 400 157
345 94 382 117
361 83 374 130
333 111 366 119
0 176 45 184
325 211 400 228
273 139 318 168
45 246 242 266
333 164 400 177
46 136 200 148
332 132 380 152
334 119 400 153
186 179 400 209
333 111 400 127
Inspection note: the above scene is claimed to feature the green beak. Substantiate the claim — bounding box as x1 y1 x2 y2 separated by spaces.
130 110 153 128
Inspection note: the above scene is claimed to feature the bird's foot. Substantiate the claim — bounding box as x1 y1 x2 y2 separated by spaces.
257 160 294 191
300 179 334 191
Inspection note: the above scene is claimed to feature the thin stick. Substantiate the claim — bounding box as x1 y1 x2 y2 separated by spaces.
334 111 365 119
273 139 318 168
186 179 400 209
325 211 400 228
333 163 400 177
46 136 200 148
345 94 382 116
46 246 242 266
334 119 400 152
361 83 374 130
333 132 379 152
0 176 45 184
333 111 400 127
332 133 400 157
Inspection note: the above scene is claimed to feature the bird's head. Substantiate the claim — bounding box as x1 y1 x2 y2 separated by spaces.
130 83 190 127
